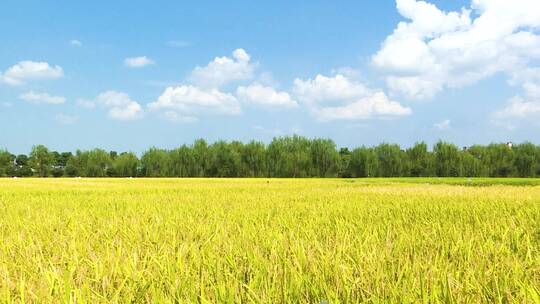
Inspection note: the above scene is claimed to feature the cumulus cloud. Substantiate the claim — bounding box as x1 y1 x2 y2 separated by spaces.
494 82 540 126
434 119 451 130
124 56 155 68
293 74 369 106
313 92 412 121
293 74 411 120
161 111 198 123
70 39 82 47
19 91 66 105
95 91 144 120
373 0 540 99
190 48 256 88
1 61 64 86
80 91 143 120
148 85 241 122
495 96 540 119
237 83 298 108
76 98 97 109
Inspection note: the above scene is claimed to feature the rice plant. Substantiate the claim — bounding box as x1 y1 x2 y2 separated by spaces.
0 178 539 303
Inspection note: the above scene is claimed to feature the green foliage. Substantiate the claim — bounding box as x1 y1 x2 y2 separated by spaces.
349 147 379 177
267 136 312 177
514 142 538 177
338 148 352 178
113 152 139 177
434 141 462 177
169 145 196 177
241 141 266 177
2 138 540 178
407 142 434 177
192 139 210 177
141 148 170 177
85 149 112 177
375 143 404 177
0 150 14 177
310 138 340 177
487 143 515 177
29 145 53 177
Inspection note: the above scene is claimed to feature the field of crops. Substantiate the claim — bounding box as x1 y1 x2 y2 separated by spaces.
0 178 539 303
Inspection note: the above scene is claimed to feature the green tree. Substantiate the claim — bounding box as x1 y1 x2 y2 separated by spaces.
513 142 537 177
466 145 489 177
208 141 242 177
267 136 312 177
0 150 13 177
349 147 379 177
29 145 53 177
433 141 462 177
486 143 515 177
141 148 170 177
170 145 195 177
310 139 340 177
461 151 483 177
192 139 210 177
85 149 112 177
407 142 433 177
375 143 403 177
338 148 352 178
65 150 88 177
113 152 139 177
14 154 33 177
241 141 266 177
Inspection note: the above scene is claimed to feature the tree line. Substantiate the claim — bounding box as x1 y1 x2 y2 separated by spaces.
1 136 539 178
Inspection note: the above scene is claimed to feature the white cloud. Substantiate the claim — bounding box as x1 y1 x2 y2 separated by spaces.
373 0 540 99
124 56 155 68
293 74 411 120
96 91 144 120
494 82 540 124
314 92 412 121
82 91 143 120
189 48 256 88
330 67 362 79
434 119 451 130
19 91 66 105
55 113 78 125
293 74 370 106
256 72 279 87
161 111 198 123
149 85 241 121
495 96 540 119
508 67 540 86
76 98 96 109
70 39 82 47
1 61 64 86
147 49 261 122
237 83 298 108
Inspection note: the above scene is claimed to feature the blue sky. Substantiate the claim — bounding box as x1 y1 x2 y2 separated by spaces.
1 0 539 154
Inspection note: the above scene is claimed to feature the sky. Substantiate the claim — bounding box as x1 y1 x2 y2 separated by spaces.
1 0 540 154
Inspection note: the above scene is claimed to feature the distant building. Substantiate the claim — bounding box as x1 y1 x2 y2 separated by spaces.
507 142 513 149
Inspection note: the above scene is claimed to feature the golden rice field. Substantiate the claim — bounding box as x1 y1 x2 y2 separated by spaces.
0 178 539 303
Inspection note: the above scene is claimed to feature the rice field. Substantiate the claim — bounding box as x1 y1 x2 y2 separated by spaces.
0 178 539 303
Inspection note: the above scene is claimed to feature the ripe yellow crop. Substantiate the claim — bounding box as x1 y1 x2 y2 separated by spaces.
0 178 539 303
